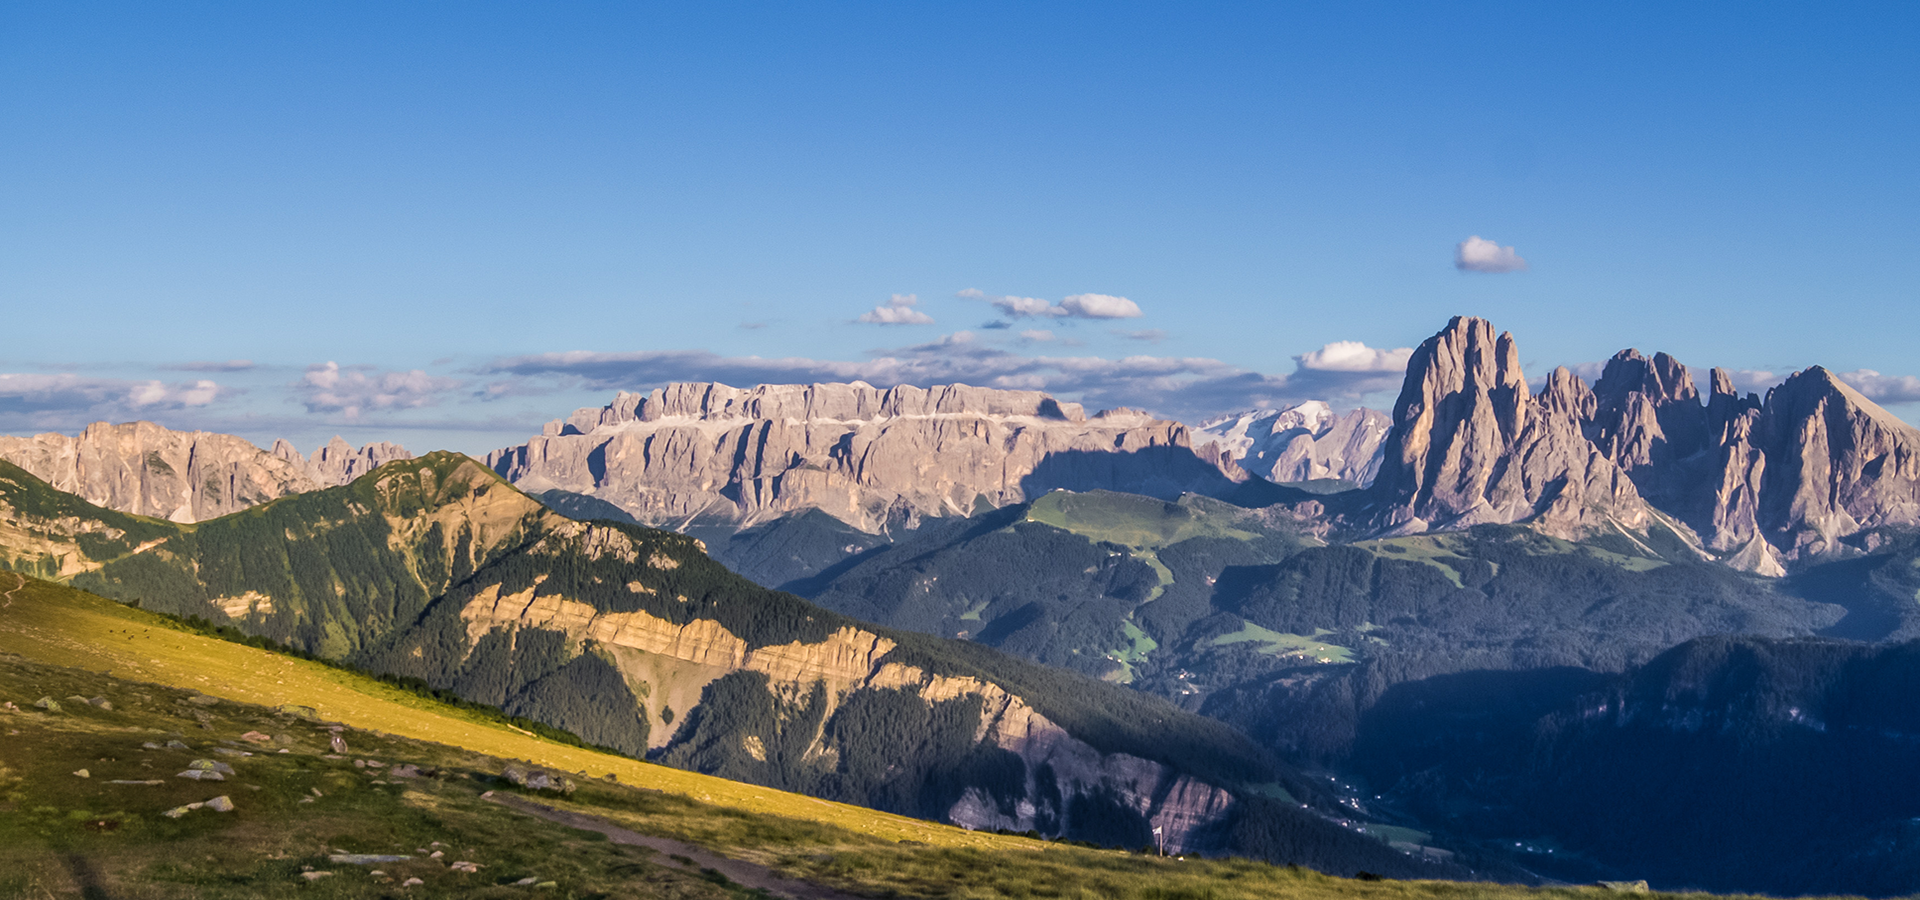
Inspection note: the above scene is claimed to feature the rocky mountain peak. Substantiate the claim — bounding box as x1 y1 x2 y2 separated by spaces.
1371 317 1646 536
0 422 323 523
1192 402 1389 486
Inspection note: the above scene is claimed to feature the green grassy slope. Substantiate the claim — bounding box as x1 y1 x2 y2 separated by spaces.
0 615 1788 900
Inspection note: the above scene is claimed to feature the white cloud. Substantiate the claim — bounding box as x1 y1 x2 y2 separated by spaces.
167 359 255 372
1116 328 1168 343
1454 235 1528 274
1839 369 1920 404
1059 293 1143 319
1294 340 1414 373
993 295 1063 318
299 362 463 420
0 373 229 432
856 293 935 325
969 290 1146 320
1019 329 1056 342
485 332 1408 422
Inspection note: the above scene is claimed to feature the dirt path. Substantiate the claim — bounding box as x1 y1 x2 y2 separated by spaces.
485 792 863 900
2 572 23 608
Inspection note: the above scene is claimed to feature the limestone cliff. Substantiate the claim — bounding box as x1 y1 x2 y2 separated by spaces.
487 381 1241 533
1193 402 1389 486
0 421 323 523
0 421 411 524
1369 317 1647 537
1366 317 1920 568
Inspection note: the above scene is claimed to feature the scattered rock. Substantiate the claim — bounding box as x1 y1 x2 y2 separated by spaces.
354 759 367 768
165 740 190 750
389 764 422 778
33 697 60 712
329 853 413 865
514 877 540 886
88 696 112 710
429 850 444 859
502 764 575 795
1598 881 1651 894
65 695 91 706
311 787 324 797
162 805 198 819
450 861 481 873
183 694 220 707
187 759 235 775
403 877 424 886
176 769 224 782
301 871 334 881
239 731 272 743
212 747 251 757
205 795 234 812
72 769 89 778
330 734 349 754
141 741 163 750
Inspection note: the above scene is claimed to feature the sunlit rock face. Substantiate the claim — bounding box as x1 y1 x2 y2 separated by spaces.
487 381 1242 533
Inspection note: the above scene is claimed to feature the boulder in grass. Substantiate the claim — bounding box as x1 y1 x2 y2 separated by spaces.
240 731 273 744
388 764 422 778
1597 881 1651 894
72 769 89 778
205 795 234 812
164 740 190 750
177 770 225 782
88 697 112 710
33 697 59 712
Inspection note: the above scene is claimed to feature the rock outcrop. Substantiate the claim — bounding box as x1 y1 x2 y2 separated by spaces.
272 435 413 487
1193 402 1389 486
486 382 1241 533
0 422 321 523
1370 317 1647 537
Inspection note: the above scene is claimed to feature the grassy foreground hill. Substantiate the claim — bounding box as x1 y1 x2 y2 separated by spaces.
0 456 1464 872
0 575 1790 900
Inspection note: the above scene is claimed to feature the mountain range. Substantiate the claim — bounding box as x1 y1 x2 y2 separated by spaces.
9 315 1920 894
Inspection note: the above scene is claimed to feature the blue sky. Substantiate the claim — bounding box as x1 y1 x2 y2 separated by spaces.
3 2 1916 454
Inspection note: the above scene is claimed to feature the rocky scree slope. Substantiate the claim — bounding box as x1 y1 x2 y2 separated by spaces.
0 420 407 523
1364 316 1920 570
1193 403 1390 487
486 381 1247 534
0 453 1381 861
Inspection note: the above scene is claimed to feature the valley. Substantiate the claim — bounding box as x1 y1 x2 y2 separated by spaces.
6 315 1920 895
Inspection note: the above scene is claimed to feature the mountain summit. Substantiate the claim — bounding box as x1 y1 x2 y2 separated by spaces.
1366 316 1920 570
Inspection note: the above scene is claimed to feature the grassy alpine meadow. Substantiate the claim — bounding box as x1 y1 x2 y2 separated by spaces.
0 573 1850 900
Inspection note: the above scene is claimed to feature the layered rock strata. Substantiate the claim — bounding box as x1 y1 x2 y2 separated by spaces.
456 552 1234 851
487 381 1241 533
1193 402 1390 485
0 421 411 523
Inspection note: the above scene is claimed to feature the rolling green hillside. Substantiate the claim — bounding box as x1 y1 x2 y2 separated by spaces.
0 459 1456 871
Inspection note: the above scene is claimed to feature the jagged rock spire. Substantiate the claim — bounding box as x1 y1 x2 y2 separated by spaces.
1371 317 1645 536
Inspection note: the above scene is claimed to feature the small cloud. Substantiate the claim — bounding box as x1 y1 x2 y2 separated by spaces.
739 321 768 330
1020 329 1056 342
971 290 1145 320
1455 235 1528 274
1839 369 1920 404
955 288 986 299
1720 368 1782 394
1059 293 1143 319
1295 340 1414 373
980 320 1012 330
1115 328 1168 343
992 295 1063 319
856 293 934 325
298 362 463 420
167 359 254 372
